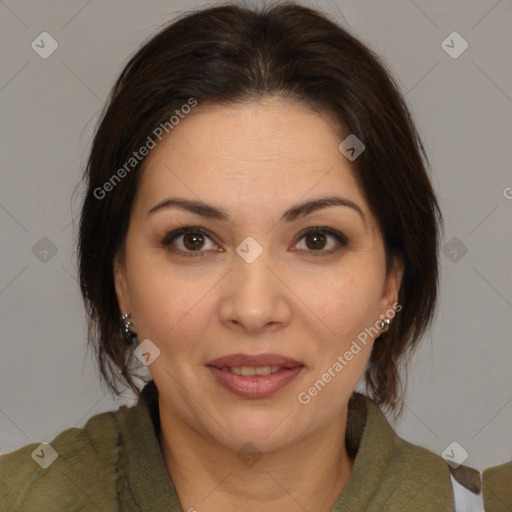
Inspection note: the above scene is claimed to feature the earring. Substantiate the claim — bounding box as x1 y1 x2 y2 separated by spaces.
377 317 391 334
120 312 137 345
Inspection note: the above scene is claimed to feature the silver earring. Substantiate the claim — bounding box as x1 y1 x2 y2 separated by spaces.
120 313 137 345
377 317 391 333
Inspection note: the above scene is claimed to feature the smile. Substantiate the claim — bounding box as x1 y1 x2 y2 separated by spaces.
207 366 304 399
219 365 282 376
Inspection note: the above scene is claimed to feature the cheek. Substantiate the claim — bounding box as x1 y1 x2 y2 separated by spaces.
125 248 216 351
132 277 200 338
125 230 386 352
124 245 175 332
298 263 384 343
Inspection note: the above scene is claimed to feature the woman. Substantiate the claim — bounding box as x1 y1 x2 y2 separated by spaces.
1 2 509 511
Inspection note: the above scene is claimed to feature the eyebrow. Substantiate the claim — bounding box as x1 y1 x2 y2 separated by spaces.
147 195 366 226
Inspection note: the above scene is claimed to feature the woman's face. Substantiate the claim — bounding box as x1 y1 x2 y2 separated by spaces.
114 97 402 453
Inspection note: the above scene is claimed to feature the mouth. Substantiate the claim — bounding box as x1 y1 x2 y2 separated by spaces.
214 365 287 376
207 353 304 369
206 353 304 399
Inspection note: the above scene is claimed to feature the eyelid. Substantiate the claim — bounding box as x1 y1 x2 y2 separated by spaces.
160 225 348 256
294 226 348 246
160 226 218 246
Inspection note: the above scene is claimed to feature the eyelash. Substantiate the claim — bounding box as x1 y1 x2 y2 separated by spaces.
158 226 348 258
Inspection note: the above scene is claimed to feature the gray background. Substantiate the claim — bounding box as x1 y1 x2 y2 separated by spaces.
1 0 511 472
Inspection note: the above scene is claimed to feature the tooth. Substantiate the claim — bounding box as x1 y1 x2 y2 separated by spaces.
221 367 229 371
255 366 272 376
226 365 285 375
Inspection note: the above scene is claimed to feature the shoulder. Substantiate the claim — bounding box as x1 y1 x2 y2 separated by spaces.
357 396 492 511
350 396 455 509
482 460 512 512
385 433 486 511
386 424 486 511
363 397 451 475
0 404 133 511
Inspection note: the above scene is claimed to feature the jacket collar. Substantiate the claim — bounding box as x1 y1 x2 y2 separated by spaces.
118 380 454 511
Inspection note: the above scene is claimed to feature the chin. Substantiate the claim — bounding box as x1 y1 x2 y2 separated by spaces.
213 410 304 453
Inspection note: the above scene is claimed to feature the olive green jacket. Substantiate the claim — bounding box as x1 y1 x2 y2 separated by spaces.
0 380 509 511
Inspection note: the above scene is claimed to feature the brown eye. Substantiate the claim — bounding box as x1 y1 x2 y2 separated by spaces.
160 227 220 257
304 232 328 250
182 232 207 251
294 227 348 256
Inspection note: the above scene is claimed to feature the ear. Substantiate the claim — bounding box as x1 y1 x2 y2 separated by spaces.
113 250 131 314
379 257 404 315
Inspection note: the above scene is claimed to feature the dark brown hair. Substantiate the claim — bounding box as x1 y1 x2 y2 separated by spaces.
78 1 442 414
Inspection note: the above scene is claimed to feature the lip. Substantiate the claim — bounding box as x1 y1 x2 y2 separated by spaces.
207 366 304 398
206 353 304 399
207 353 304 369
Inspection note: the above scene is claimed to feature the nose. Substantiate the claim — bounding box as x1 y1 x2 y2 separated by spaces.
218 239 292 334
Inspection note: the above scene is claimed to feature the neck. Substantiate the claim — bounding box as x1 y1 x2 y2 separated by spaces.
158 401 354 512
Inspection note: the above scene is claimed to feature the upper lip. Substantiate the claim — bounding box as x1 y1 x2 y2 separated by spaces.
207 353 304 369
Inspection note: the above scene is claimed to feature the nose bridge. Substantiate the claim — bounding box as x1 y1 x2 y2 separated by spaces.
221 234 289 330
233 234 275 298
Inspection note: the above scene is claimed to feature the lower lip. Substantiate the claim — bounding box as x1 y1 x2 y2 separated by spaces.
207 366 303 399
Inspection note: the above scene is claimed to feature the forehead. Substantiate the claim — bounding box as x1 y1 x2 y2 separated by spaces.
134 98 367 218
